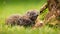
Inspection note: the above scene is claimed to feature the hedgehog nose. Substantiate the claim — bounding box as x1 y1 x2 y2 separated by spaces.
36 14 38 16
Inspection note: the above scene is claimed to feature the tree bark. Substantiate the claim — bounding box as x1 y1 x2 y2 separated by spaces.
44 0 60 25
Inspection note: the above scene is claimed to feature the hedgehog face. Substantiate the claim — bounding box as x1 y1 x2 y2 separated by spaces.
26 10 39 21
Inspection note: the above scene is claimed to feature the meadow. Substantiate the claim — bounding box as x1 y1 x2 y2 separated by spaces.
0 0 60 34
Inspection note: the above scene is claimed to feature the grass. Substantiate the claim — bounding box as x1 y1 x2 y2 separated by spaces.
0 25 60 34
0 0 60 34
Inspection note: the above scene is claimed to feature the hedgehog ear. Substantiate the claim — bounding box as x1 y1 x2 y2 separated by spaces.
26 11 30 16
27 11 30 14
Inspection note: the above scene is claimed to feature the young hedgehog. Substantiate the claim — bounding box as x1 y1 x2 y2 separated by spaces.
6 10 43 27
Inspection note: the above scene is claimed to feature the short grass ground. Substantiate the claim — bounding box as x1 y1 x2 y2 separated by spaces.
0 0 60 34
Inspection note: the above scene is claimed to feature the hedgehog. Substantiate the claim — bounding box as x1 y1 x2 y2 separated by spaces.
6 10 41 27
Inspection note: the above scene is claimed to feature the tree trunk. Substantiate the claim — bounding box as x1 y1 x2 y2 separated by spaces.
44 0 60 26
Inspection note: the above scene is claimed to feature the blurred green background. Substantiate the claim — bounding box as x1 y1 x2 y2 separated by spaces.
0 0 46 17
0 0 47 24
